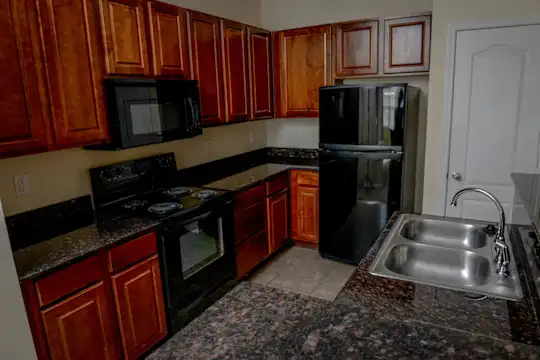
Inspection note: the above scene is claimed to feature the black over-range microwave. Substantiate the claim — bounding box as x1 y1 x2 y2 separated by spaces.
90 79 202 150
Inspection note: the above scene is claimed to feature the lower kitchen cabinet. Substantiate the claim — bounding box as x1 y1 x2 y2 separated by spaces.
21 232 167 360
236 230 268 278
233 172 292 278
291 170 320 243
41 282 120 360
112 255 167 360
267 189 289 253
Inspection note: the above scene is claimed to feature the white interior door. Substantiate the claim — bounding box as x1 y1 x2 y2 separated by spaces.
446 25 540 223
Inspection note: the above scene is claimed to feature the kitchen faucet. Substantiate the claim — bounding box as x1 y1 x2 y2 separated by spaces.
450 188 509 276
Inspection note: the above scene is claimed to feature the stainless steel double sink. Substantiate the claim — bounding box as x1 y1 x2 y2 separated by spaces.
368 214 524 300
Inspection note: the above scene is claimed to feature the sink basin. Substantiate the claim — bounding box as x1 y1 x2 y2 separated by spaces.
384 244 491 287
400 219 487 250
368 214 524 301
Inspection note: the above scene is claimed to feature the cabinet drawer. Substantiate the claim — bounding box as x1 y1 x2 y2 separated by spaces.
236 231 268 278
234 184 265 213
266 171 289 195
35 255 104 308
295 171 319 186
108 232 157 274
234 201 266 244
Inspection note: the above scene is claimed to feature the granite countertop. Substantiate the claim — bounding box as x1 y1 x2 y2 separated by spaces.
149 213 540 359
13 217 160 281
205 163 318 191
336 212 540 346
149 282 540 360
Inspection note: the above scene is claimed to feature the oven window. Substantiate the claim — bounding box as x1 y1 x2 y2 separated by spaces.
179 216 224 279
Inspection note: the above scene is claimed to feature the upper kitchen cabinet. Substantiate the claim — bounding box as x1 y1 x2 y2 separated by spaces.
148 1 191 77
384 15 431 74
187 11 225 126
334 20 379 77
220 19 249 122
274 25 332 118
38 0 109 147
247 27 273 120
0 0 50 156
99 0 150 76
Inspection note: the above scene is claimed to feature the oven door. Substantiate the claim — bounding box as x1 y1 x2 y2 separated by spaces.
159 200 235 331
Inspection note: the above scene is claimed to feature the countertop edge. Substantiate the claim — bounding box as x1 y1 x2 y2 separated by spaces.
15 222 159 282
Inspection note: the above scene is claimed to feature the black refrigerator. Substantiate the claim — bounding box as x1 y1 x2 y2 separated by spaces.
319 84 419 265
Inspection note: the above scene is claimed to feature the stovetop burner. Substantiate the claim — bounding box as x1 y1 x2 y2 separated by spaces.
192 190 218 200
148 202 183 215
163 187 193 197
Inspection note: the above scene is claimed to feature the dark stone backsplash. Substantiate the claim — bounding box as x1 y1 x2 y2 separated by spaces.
176 147 319 186
6 195 94 251
266 147 319 159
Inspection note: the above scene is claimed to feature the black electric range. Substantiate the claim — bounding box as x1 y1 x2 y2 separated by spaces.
90 153 237 334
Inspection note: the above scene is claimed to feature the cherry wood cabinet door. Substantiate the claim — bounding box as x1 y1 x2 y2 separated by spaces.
0 0 50 156
99 0 150 75
38 0 109 147
148 1 190 77
267 190 288 253
291 170 319 243
293 186 319 243
220 19 249 122
236 230 268 278
384 15 431 74
334 20 378 77
247 27 273 120
41 282 121 360
274 25 331 118
187 11 225 126
112 255 167 360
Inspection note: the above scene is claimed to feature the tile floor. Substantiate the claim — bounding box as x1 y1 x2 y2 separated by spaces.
249 246 356 301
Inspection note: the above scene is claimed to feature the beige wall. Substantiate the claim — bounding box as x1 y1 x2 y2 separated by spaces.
165 0 262 27
422 0 540 215
260 0 432 30
0 122 266 216
266 118 319 149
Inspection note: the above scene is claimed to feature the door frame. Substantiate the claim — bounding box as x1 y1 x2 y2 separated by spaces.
435 17 540 216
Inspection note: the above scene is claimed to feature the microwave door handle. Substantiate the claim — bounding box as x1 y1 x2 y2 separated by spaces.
187 98 196 130
183 98 191 132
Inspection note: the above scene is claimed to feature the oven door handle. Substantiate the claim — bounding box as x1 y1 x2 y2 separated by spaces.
181 211 213 224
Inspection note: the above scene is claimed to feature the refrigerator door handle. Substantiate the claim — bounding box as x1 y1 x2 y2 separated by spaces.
320 143 403 152
322 150 403 161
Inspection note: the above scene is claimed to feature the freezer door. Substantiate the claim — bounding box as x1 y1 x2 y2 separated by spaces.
319 150 403 265
319 85 407 147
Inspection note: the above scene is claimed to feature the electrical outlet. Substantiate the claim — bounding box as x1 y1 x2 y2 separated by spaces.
249 131 254 143
204 141 212 155
13 175 30 196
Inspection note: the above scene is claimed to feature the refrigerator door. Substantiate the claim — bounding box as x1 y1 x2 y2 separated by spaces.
319 150 403 264
319 84 407 149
